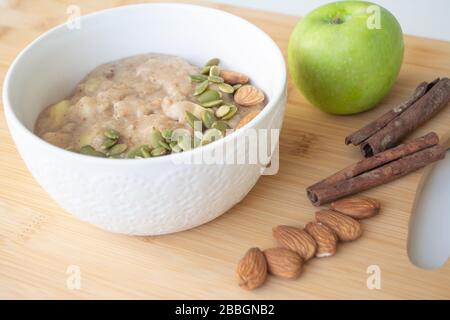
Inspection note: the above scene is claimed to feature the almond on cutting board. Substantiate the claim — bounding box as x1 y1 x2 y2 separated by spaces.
305 222 338 258
272 225 317 261
263 247 303 279
315 209 363 242
236 247 268 290
331 196 380 219
234 85 265 106
219 69 249 85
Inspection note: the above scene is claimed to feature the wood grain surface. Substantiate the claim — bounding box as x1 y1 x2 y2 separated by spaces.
1 0 449 299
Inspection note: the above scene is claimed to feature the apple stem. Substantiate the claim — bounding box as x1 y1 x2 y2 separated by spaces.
332 15 343 24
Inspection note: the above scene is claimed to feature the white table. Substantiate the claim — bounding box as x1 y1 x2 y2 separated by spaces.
210 0 450 269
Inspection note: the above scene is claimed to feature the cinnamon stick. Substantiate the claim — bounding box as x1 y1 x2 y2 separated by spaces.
345 78 450 157
307 133 446 206
345 79 438 146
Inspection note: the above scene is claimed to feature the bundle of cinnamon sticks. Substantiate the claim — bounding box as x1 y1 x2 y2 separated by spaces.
307 78 450 206
346 78 450 157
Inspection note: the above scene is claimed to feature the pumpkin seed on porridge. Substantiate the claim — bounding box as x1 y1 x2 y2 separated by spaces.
34 54 267 158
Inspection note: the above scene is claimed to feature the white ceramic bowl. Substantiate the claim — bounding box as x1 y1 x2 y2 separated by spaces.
3 3 287 235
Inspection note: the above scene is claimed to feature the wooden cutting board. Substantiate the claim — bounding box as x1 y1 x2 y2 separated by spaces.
1 0 449 299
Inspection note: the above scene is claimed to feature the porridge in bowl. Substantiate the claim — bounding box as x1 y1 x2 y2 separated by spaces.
34 54 267 158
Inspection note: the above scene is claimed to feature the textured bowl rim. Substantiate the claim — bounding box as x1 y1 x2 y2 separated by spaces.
3 3 287 166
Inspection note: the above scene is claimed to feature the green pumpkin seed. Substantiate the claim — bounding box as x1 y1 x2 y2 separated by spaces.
159 140 171 151
201 110 217 129
209 65 220 77
149 127 163 148
189 74 208 82
221 105 238 120
108 143 127 156
205 58 220 67
178 135 193 151
211 121 229 135
140 145 152 158
151 146 167 157
218 83 234 94
170 141 183 153
208 75 224 83
66 146 77 153
202 99 223 108
79 145 106 158
201 128 223 145
172 145 182 153
104 129 120 140
233 84 242 91
79 145 94 153
193 130 203 148
100 138 118 150
127 145 148 159
161 129 173 141
185 111 201 129
215 105 231 118
127 146 142 159
197 89 221 104
194 80 209 96
91 151 107 158
200 66 211 75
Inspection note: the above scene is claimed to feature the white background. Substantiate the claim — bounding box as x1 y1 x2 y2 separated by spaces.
209 0 450 269
210 0 450 41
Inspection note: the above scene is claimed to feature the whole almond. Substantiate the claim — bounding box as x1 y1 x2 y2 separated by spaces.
305 222 338 258
234 85 265 107
220 69 249 85
236 111 260 129
236 248 267 290
263 248 303 279
316 210 363 241
331 196 380 219
272 225 317 261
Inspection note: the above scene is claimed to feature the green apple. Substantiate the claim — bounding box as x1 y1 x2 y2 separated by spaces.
288 1 404 115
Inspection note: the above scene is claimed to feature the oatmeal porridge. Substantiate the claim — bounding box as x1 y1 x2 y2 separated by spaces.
35 54 267 158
